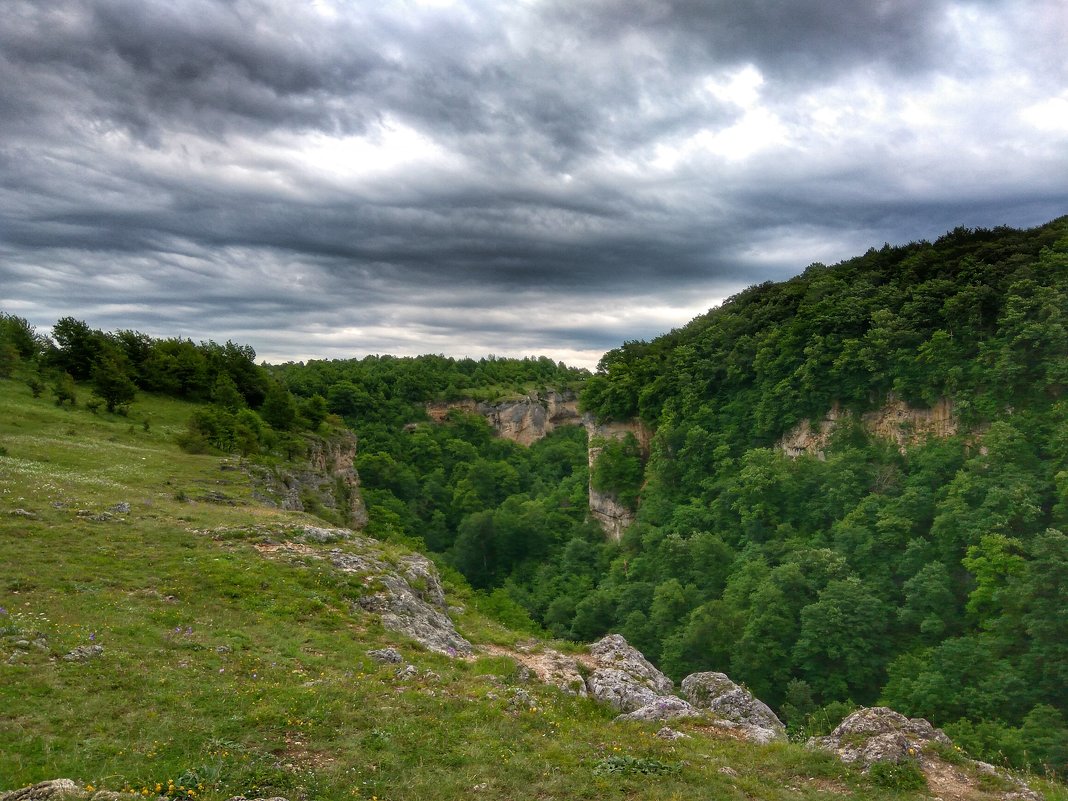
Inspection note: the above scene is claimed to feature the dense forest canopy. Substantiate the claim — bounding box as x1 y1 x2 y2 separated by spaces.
2 215 1066 775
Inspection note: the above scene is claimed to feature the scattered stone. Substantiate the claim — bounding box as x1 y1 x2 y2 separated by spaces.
368 647 404 664
681 671 786 744
10 508 37 519
108 502 130 514
215 645 232 654
718 766 739 778
13 639 31 649
656 726 690 741
586 634 674 712
395 664 419 680
226 796 290 801
507 687 537 711
62 645 103 662
615 695 700 723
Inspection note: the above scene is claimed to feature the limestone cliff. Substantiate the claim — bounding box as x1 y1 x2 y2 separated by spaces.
248 430 369 528
427 391 581 446
779 396 958 458
425 392 648 539
583 416 652 541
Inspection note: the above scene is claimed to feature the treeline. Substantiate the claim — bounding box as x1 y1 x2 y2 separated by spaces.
557 217 1067 773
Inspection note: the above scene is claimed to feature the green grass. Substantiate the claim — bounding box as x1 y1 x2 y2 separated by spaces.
0 378 1058 801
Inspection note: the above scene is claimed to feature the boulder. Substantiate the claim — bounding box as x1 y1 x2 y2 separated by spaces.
585 634 674 712
523 647 587 697
807 706 950 767
614 695 699 723
680 671 785 743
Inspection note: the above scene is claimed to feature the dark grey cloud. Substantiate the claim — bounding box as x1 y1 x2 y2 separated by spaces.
1 0 1067 367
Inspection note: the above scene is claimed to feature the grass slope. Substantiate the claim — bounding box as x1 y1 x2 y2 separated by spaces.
0 379 1062 801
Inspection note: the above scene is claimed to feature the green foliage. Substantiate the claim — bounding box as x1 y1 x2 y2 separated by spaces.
590 433 643 509
868 760 927 791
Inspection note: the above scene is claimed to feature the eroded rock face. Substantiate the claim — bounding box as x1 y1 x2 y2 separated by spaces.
807 707 950 767
779 397 958 458
427 392 581 446
248 431 368 528
586 634 674 711
583 417 652 541
680 672 786 743
331 546 471 657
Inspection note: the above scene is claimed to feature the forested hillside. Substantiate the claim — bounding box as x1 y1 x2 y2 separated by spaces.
570 217 1068 772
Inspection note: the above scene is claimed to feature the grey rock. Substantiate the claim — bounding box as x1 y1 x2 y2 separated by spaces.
395 664 419 680
109 502 130 514
507 687 537 711
0 781 157 801
614 695 699 723
524 647 587 697
332 544 471 657
718 766 739 777
681 671 786 743
586 634 673 711
586 667 666 713
10 508 37 519
807 706 951 767
226 797 290 801
295 526 351 544
656 726 690 740
62 645 103 662
368 647 404 664
0 780 80 800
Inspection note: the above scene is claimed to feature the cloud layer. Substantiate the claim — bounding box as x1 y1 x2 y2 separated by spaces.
2 0 1066 367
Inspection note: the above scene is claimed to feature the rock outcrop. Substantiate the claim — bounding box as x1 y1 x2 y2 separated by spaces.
808 707 951 767
809 707 1041 801
331 544 472 657
780 397 958 458
680 672 786 744
585 634 675 712
248 431 368 528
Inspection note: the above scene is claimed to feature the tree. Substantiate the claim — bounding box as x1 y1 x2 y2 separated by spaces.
260 382 298 430
91 354 137 413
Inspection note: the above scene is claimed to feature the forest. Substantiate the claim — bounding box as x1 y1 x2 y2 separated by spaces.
2 216 1066 776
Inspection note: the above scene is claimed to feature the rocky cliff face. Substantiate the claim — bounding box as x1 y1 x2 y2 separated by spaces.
583 416 652 541
427 391 581 446
427 392 649 540
249 430 369 528
779 396 958 458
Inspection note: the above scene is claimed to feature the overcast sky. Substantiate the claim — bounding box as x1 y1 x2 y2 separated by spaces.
2 0 1066 368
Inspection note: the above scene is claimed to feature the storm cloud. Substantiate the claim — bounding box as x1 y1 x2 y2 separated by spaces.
2 0 1066 367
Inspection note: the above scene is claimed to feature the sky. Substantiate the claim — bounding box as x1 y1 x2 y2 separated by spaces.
2 0 1067 369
